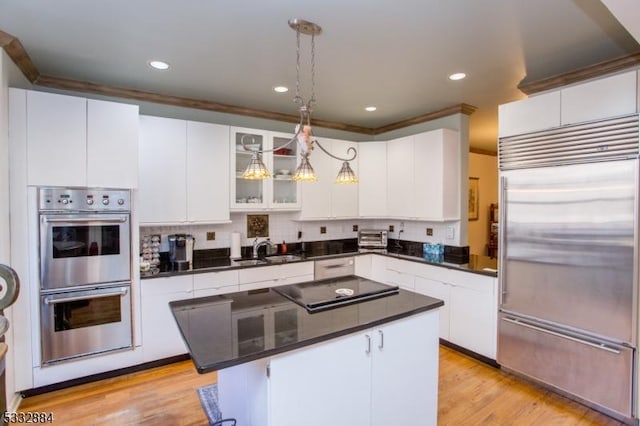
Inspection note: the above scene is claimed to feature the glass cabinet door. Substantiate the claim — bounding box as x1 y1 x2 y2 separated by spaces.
231 128 267 209
271 132 300 208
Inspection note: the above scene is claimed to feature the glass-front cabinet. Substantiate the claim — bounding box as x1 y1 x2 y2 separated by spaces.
230 127 301 210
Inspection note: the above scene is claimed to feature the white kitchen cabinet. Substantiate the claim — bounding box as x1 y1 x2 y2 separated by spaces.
187 121 230 222
414 276 451 340
299 137 359 219
140 275 193 362
26 91 87 186
231 127 301 211
384 257 415 291
414 129 460 221
358 141 387 217
386 136 414 218
561 70 638 125
238 262 314 291
448 270 497 359
138 116 230 224
354 254 373 279
498 91 561 137
87 99 139 188
24 91 139 188
138 116 187 223
193 269 239 298
265 310 439 426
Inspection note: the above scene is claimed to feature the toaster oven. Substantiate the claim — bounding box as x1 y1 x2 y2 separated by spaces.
358 229 388 250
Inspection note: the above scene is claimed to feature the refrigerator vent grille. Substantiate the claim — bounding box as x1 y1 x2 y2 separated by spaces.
499 115 639 169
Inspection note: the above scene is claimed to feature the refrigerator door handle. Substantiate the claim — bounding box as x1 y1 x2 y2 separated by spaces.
499 176 507 306
501 317 621 354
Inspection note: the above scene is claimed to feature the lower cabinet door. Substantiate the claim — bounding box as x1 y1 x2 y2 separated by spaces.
269 331 371 426
141 276 193 362
370 310 439 426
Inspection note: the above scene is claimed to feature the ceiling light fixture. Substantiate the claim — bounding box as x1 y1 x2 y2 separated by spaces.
365 106 377 112
448 72 466 81
273 86 289 93
148 60 170 70
241 18 358 184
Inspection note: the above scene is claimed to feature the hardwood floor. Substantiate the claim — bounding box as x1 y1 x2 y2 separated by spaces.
19 346 624 425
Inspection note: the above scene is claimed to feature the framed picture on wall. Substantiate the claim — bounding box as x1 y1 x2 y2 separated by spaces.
468 177 479 221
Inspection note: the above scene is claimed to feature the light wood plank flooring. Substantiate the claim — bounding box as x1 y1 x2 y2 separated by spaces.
19 346 623 425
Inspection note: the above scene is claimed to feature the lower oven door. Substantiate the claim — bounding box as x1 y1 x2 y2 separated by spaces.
40 284 132 365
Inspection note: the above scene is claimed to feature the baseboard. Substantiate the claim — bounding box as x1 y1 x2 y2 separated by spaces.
8 392 22 413
20 354 190 398
439 339 500 368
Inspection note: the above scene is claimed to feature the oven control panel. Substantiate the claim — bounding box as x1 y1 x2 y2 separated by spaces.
38 187 130 212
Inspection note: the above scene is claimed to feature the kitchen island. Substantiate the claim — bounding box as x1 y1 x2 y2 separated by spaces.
170 275 443 426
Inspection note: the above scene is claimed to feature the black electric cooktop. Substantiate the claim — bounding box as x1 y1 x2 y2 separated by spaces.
272 276 399 313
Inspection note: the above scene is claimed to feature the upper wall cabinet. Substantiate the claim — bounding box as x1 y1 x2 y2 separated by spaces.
298 137 359 220
358 141 387 218
499 70 639 138
138 115 230 224
386 129 460 221
21 90 139 188
231 127 301 211
498 92 561 138
560 70 638 126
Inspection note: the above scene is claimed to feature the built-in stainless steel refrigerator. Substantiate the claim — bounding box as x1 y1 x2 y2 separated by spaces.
497 115 639 422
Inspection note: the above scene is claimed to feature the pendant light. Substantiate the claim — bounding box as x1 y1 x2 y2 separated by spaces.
240 18 358 184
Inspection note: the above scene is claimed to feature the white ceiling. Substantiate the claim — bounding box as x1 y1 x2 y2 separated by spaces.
1 0 638 152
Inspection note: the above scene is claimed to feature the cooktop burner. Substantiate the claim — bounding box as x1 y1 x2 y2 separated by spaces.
272 276 399 313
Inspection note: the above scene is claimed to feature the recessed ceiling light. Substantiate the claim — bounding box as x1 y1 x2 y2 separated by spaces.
148 60 170 70
448 72 466 81
365 106 377 112
273 86 289 93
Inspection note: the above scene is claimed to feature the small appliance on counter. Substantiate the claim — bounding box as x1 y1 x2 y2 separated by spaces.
357 229 388 253
168 234 195 271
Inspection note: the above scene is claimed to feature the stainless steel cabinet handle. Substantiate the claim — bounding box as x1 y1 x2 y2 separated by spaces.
44 289 128 305
43 217 127 224
365 334 371 355
502 317 621 354
378 330 384 350
499 176 507 306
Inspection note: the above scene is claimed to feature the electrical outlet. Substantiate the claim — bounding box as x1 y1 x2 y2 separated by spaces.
206 231 216 241
352 224 358 232
426 228 433 236
400 221 405 231
447 226 455 239
320 226 327 234
388 225 394 232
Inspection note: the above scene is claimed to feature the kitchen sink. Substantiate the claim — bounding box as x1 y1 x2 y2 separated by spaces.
265 254 302 264
231 259 268 266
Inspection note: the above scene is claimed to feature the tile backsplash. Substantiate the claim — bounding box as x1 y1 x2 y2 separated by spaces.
141 212 460 253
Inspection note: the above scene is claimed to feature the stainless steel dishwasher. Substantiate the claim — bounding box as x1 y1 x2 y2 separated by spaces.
314 256 355 280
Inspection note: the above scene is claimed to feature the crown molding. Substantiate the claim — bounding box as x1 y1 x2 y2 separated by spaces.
518 51 640 95
1 29 474 135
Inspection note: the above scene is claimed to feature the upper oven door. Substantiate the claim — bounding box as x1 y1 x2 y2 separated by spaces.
40 213 131 290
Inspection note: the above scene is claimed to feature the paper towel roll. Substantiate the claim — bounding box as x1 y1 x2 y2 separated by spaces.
230 232 241 259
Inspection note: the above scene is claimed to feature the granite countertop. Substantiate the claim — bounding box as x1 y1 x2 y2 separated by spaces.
169 275 443 373
143 248 498 279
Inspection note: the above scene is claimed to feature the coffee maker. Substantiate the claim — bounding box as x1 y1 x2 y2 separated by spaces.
168 234 195 271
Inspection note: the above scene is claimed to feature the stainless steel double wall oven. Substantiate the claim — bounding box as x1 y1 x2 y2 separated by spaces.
39 187 133 365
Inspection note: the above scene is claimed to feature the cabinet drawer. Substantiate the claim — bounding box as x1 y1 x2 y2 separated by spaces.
193 270 239 291
238 262 313 284
141 275 193 295
499 314 632 417
448 270 496 294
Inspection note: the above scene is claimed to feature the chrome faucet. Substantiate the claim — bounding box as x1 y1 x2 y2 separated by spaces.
253 238 272 259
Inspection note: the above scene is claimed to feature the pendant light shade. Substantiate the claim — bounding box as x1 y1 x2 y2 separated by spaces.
335 161 358 184
292 154 317 182
242 153 270 179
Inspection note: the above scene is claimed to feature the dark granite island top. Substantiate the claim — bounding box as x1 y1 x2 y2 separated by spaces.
169 275 444 374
